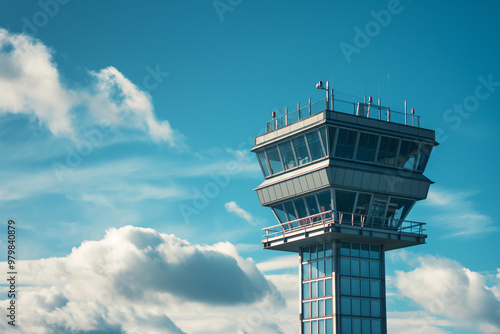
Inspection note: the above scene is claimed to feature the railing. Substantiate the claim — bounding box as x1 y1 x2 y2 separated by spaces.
264 92 421 133
261 210 426 241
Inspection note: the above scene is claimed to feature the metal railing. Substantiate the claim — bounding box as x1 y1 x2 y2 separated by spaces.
261 210 426 241
265 92 421 133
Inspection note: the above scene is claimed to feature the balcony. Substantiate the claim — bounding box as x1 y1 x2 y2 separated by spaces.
262 210 427 251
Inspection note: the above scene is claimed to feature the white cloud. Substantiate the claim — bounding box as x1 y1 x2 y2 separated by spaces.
0 226 288 334
257 254 299 273
225 201 263 225
0 29 75 137
425 187 497 237
0 28 177 144
395 255 500 333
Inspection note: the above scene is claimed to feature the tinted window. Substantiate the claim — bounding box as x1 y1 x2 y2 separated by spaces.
356 132 379 162
398 140 419 169
306 130 325 161
328 127 337 156
272 204 287 223
266 145 283 174
377 136 399 166
279 140 297 170
336 190 356 213
417 143 433 172
335 128 358 159
257 150 269 177
293 135 311 165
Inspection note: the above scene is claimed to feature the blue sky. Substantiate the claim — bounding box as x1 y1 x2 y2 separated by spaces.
0 1 499 333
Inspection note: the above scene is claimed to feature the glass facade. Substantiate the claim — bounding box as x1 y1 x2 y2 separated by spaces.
339 241 384 334
301 241 385 334
271 189 414 229
301 242 334 334
256 125 433 178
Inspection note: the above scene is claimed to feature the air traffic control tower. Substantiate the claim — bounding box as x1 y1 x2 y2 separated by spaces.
252 82 437 334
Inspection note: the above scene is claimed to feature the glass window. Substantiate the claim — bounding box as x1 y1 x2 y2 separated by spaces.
370 245 380 260
303 302 311 319
325 243 332 257
318 299 325 317
303 246 310 262
362 319 371 334
293 135 311 165
311 261 318 279
318 280 324 297
355 193 372 217
417 143 433 172
398 140 419 169
319 127 328 156
341 298 351 315
325 258 332 276
372 319 382 334
361 244 369 258
352 318 361 333
326 319 333 333
352 279 360 296
341 258 350 275
312 301 318 318
336 190 357 214
387 198 414 228
283 201 297 222
302 263 310 280
303 282 310 299
377 136 399 166
303 321 311 334
351 260 360 276
361 280 370 297
361 261 370 278
341 278 350 295
311 281 318 298
306 195 320 217
356 132 379 162
312 320 318 334
266 145 283 174
326 299 333 316
257 150 269 177
361 299 370 316
341 317 351 334
279 140 297 170
306 130 325 161
329 127 337 157
318 319 325 334
351 243 360 257
370 262 380 278
272 204 287 223
371 281 380 298
352 299 361 316
340 241 350 256
325 278 332 296
311 245 317 260
317 191 332 213
335 128 358 159
318 260 325 278
371 300 381 317
317 244 325 259
294 198 308 218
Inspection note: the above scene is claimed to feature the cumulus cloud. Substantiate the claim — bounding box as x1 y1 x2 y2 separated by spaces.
0 226 284 333
0 28 176 144
225 201 263 225
395 255 500 333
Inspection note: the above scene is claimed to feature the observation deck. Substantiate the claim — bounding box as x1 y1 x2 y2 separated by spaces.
262 210 426 252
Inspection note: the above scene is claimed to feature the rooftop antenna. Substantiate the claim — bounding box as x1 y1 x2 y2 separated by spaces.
388 74 391 108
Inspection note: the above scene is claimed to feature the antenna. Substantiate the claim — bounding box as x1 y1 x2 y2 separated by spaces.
387 74 391 108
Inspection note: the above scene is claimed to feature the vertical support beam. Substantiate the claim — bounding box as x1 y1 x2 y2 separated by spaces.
309 98 312 116
404 100 408 125
285 107 288 126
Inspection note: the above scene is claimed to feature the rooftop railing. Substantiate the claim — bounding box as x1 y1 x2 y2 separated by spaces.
265 92 421 133
261 210 426 242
